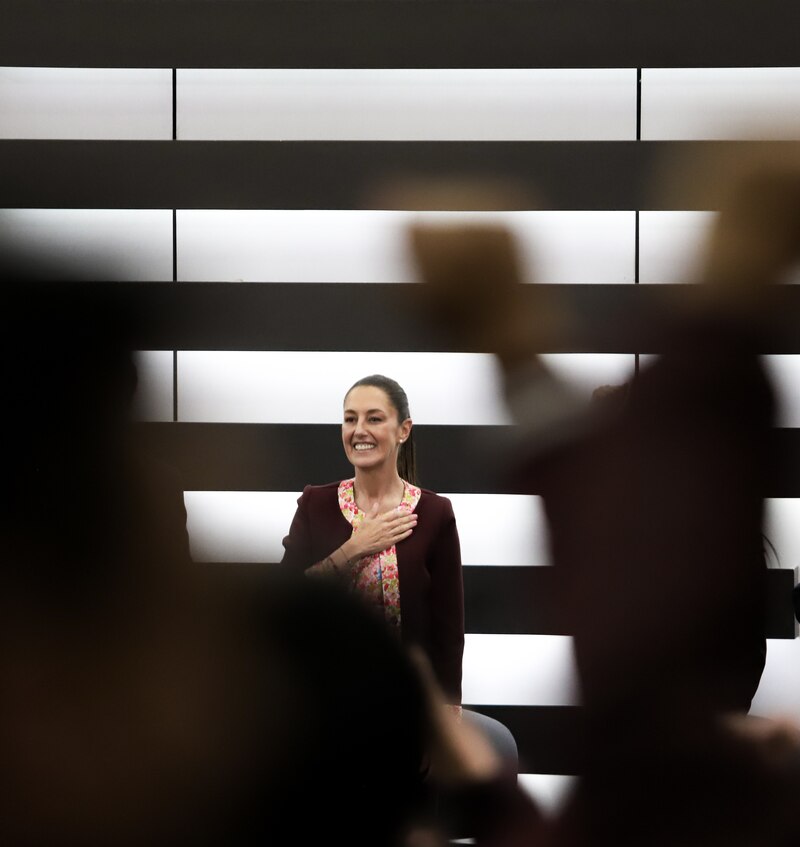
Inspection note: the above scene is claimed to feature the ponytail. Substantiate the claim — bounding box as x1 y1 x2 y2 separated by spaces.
397 429 417 486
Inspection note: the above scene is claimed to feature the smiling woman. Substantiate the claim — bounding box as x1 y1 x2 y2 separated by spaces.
280 374 465 709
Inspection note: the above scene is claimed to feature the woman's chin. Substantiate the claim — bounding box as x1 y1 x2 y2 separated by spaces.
349 451 386 471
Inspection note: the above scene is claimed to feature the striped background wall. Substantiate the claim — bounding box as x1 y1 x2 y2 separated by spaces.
3 0 800 815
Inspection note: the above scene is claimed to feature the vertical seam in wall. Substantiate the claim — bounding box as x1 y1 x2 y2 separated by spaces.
634 67 642 378
172 68 178 422
173 208 178 422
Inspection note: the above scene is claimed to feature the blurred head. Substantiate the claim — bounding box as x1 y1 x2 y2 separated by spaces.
343 374 417 485
2 561 431 846
1 252 142 594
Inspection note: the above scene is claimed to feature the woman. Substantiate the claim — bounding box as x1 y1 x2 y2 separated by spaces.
280 374 464 707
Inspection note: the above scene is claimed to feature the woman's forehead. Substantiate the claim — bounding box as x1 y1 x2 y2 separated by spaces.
343 384 392 410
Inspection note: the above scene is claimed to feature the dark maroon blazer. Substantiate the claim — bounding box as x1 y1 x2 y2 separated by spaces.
281 481 464 704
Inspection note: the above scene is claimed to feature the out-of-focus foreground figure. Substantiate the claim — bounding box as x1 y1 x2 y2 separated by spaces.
0 254 440 846
408 161 800 846
0 250 549 847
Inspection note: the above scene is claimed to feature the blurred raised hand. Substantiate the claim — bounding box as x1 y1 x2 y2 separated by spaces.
684 153 800 323
408 222 564 372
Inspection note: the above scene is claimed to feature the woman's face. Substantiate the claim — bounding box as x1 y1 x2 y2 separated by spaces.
342 385 411 473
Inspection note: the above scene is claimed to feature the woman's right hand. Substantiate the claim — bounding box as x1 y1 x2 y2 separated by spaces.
344 503 418 560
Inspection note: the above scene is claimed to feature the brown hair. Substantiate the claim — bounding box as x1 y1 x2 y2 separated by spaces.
346 374 417 485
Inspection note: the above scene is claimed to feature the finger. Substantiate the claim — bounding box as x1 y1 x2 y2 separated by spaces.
381 511 414 528
389 508 418 522
387 517 418 534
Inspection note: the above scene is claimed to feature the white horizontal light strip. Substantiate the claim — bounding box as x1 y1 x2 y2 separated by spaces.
175 351 635 425
447 493 550 567
762 356 800 428
185 492 800 570
185 491 301 564
177 210 635 284
178 351 507 424
131 351 173 422
178 68 636 141
0 209 173 281
638 211 716 284
765 498 800 570
462 634 580 706
184 491 546 567
517 775 577 818
641 67 800 140
750 640 800 718
540 354 635 399
0 67 172 139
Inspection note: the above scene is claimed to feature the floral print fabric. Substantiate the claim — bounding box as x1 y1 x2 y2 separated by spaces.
338 478 421 629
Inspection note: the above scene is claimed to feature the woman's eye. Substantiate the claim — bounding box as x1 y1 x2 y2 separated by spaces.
369 417 382 423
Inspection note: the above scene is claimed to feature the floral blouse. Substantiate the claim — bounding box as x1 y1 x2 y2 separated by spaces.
337 478 421 630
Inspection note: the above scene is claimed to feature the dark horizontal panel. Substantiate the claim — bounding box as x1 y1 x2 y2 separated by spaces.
134 423 515 494
767 429 800 498
200 561 798 641
4 140 799 211
466 705 584 776
464 566 798 640
15 281 800 354
135 423 800 499
765 567 799 639
3 0 799 68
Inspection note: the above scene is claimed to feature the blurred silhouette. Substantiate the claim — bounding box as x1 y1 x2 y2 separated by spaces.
0 250 539 846
407 160 800 846
0 254 422 845
1 255 192 599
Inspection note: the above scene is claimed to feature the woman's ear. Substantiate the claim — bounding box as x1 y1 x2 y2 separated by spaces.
399 418 413 443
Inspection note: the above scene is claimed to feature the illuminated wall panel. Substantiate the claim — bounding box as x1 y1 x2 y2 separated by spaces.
762 356 800 428
750 640 800 718
184 490 300 564
131 351 174 422
0 67 172 139
462 633 579 706
541 353 635 399
177 210 635 284
176 351 634 424
0 209 173 280
517 775 577 818
184 490 546 567
177 351 508 424
642 68 800 140
448 493 550 567
178 68 636 141
638 211 715 284
765 498 800 569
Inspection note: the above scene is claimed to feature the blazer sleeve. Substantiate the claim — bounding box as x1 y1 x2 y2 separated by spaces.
280 485 314 572
428 496 465 705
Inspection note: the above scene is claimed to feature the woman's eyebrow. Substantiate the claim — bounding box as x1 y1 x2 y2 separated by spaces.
343 408 385 415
